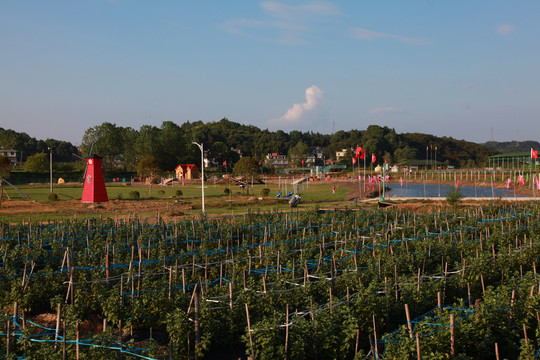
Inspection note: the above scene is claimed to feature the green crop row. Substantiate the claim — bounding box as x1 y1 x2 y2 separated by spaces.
1 203 539 359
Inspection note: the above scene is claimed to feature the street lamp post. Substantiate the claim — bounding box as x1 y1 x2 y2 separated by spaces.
48 147 53 193
192 142 205 214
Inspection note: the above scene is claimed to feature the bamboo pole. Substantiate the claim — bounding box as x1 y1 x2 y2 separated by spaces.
405 304 413 338
372 314 378 358
285 304 289 359
76 322 80 360
55 303 62 349
62 320 66 360
6 318 10 356
194 290 200 360
450 314 455 359
245 303 254 359
415 332 421 360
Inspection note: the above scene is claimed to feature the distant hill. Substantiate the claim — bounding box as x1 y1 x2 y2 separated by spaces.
482 140 540 154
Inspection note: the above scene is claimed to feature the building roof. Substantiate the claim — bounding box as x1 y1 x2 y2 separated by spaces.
488 152 530 159
175 164 198 170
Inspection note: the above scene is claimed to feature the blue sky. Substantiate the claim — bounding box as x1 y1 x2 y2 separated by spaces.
1 0 539 145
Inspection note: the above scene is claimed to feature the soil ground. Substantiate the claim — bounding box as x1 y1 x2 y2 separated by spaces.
1 178 536 220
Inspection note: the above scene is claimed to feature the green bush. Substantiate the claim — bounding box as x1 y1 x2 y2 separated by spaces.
158 189 166 196
224 188 230 195
116 193 123 200
129 191 140 200
260 188 270 197
446 187 462 206
175 189 183 197
48 193 59 201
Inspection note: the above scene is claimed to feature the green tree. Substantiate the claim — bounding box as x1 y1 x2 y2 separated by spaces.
137 156 161 197
288 141 310 166
120 127 139 171
137 156 161 180
0 155 11 205
233 156 258 178
394 146 418 163
24 153 49 172
134 125 161 161
81 122 124 170
158 121 186 170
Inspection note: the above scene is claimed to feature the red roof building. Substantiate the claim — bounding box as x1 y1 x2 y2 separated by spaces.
175 164 199 180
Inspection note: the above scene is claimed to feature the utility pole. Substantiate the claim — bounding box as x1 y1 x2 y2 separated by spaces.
192 142 205 214
48 147 53 193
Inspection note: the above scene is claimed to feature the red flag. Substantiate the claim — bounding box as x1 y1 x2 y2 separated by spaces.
384 158 387 164
372 154 376 163
353 158 357 165
302 159 304 166
532 148 538 159
355 146 362 158
360 150 366 160
223 161 227 166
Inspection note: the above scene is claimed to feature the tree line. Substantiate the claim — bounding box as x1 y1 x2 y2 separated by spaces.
1 120 498 174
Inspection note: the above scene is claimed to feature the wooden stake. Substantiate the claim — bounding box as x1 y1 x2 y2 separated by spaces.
450 314 455 359
245 303 255 359
285 304 289 358
405 304 413 338
355 329 360 357
168 267 172 298
76 322 80 360
415 332 421 360
62 320 66 360
372 314 378 358
6 318 10 356
182 268 186 294
194 290 200 360
55 303 62 349
509 289 515 326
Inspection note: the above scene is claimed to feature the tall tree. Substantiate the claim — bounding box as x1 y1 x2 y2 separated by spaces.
81 122 124 170
288 141 310 166
159 121 186 170
24 153 49 172
137 156 161 180
233 156 258 178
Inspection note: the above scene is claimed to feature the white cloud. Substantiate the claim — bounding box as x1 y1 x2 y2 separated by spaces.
496 24 515 35
270 85 323 125
351 28 430 45
260 1 341 19
221 1 341 44
368 107 404 116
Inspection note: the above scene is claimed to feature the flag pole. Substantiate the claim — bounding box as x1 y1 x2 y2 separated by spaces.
533 148 536 197
363 154 366 195
381 162 386 201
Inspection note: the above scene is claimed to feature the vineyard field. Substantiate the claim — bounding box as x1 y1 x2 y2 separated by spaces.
1 203 540 359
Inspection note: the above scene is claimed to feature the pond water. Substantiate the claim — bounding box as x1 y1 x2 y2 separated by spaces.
385 182 523 198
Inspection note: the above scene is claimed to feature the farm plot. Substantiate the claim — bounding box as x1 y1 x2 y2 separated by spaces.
1 203 540 359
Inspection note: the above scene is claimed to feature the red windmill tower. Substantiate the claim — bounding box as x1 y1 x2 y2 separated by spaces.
81 155 109 203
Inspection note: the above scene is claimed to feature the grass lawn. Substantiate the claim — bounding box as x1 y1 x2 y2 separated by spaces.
0 180 356 222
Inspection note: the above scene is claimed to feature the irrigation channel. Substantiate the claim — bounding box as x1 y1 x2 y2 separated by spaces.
1 204 540 359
